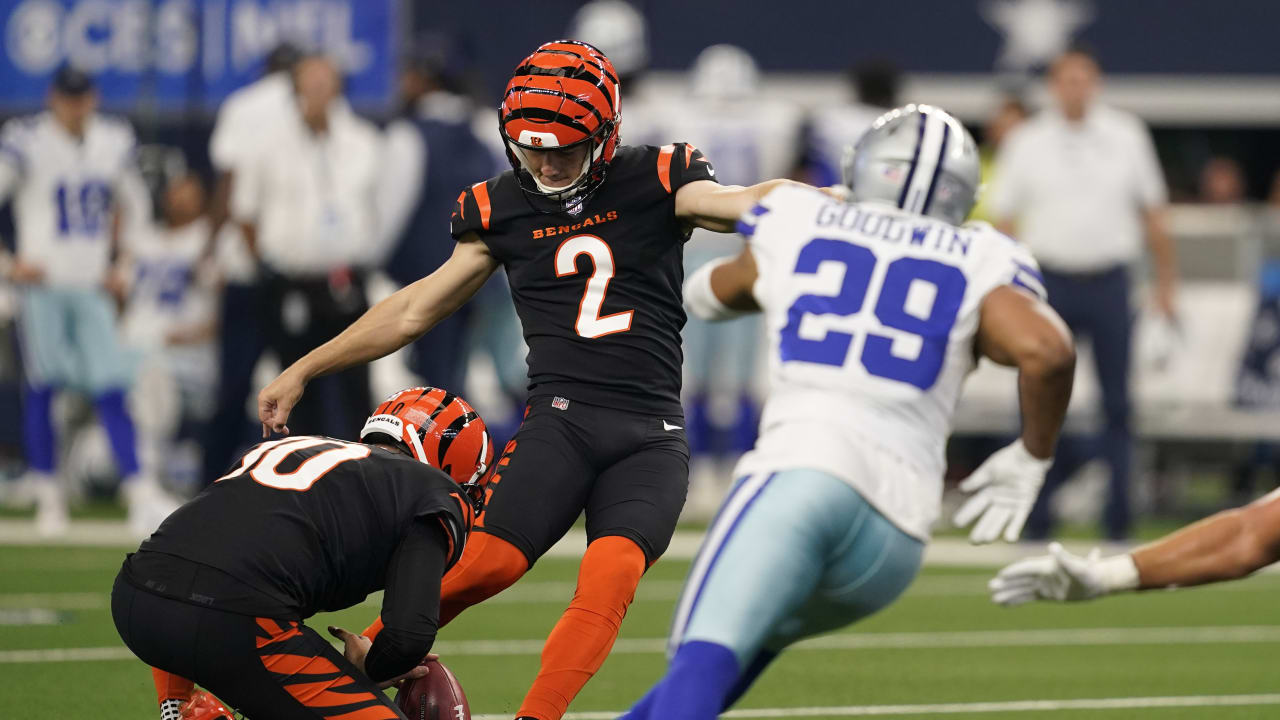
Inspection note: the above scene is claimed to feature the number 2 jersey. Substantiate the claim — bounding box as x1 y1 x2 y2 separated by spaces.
734 185 1046 540
128 439 471 619
451 143 717 416
0 112 139 287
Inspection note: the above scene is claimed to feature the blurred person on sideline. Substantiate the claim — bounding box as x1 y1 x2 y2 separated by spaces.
121 173 219 495
200 44 300 485
801 60 901 186
569 0 665 145
231 55 383 438
969 96 1028 223
1197 155 1247 204
990 48 1177 541
379 38 505 396
661 44 804 513
0 66 176 537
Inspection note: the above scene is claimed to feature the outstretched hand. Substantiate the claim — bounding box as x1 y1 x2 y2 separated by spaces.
258 370 305 437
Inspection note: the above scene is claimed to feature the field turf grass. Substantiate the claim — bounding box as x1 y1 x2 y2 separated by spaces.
1 543 1278 719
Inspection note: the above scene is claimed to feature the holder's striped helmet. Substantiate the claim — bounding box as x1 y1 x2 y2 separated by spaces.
500 40 621 210
360 387 494 513
842 104 980 226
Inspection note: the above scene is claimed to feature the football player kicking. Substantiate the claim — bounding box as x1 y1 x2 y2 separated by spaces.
113 387 493 720
621 105 1076 720
989 486 1280 605
257 40 817 720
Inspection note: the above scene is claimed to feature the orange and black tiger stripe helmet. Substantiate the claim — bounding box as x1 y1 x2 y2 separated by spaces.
360 387 494 513
500 40 621 211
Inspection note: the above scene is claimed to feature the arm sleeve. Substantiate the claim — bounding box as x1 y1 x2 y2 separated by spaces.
364 519 448 683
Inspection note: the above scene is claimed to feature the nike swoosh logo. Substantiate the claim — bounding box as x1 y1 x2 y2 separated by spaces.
663 421 683 431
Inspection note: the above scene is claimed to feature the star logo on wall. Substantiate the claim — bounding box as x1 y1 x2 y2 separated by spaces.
981 0 1095 71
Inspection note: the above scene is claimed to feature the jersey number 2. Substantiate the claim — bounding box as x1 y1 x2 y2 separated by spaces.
217 437 371 491
555 235 633 338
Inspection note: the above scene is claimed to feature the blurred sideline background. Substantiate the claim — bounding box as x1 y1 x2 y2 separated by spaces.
0 0 1278 539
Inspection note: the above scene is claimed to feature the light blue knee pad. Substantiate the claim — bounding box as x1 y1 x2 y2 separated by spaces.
669 468 924 665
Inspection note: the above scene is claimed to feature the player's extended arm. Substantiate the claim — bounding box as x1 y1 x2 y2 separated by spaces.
683 246 761 321
952 286 1075 543
991 487 1280 605
361 520 448 684
674 179 807 233
257 234 498 435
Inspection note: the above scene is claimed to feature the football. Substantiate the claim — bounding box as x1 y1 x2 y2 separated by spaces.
396 659 470 720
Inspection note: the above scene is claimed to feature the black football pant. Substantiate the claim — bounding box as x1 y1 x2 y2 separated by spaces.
478 393 691 566
112 573 406 720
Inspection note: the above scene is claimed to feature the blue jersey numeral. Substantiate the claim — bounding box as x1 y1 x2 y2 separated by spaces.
778 238 967 391
54 181 113 237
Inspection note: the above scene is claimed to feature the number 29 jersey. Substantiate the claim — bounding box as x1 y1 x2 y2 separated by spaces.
451 143 717 416
734 185 1046 540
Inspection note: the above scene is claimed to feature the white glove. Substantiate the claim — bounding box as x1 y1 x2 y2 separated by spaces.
988 542 1140 606
952 440 1051 544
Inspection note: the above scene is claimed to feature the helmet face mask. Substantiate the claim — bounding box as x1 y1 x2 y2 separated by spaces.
500 40 621 214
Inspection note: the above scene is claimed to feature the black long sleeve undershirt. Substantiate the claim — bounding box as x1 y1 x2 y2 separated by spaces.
363 518 448 683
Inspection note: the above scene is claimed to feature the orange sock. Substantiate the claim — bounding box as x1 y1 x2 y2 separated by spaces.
517 536 647 720
152 667 195 705
361 532 529 640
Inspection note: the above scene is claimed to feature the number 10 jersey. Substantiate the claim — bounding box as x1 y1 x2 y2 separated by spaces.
735 185 1046 540
450 143 717 416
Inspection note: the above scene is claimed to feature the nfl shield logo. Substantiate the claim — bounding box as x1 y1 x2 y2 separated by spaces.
552 396 570 411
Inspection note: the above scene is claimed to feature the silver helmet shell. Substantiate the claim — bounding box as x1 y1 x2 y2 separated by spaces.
842 104 980 225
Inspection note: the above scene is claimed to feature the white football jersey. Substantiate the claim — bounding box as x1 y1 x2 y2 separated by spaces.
0 112 138 287
733 185 1045 540
122 218 216 351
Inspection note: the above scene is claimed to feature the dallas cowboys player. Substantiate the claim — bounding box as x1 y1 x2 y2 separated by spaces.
0 66 172 537
622 105 1076 720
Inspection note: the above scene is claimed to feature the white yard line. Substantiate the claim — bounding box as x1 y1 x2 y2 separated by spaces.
0 592 106 609
8 625 1280 664
474 693 1280 719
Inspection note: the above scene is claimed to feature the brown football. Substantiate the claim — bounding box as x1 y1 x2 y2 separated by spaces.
396 659 470 720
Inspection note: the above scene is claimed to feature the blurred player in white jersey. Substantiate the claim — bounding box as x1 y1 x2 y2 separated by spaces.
801 61 900 187
622 105 1076 720
662 44 803 512
122 174 218 495
0 66 174 537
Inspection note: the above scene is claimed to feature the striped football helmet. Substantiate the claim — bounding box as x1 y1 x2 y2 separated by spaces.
360 387 494 513
842 104 980 225
500 40 621 212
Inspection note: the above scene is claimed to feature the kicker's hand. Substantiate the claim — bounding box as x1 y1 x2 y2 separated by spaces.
258 369 305 437
988 542 1140 606
952 440 1051 544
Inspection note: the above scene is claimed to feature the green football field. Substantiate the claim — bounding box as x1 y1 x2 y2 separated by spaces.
2 543 1278 720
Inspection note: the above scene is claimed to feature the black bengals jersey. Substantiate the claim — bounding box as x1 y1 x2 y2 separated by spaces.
451 143 718 416
133 439 469 619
